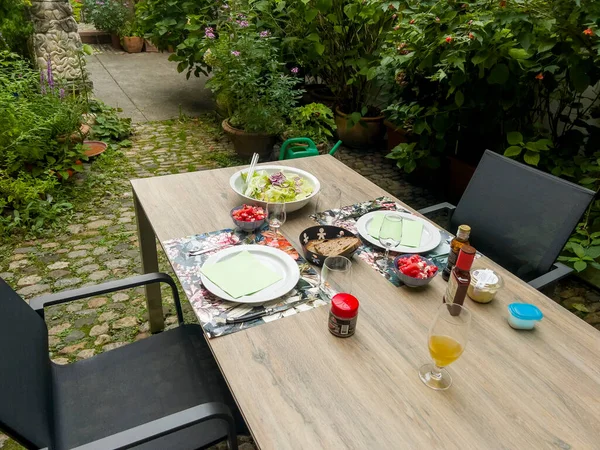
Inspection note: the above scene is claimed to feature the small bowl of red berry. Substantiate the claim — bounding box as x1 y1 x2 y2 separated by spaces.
393 254 439 287
231 205 266 232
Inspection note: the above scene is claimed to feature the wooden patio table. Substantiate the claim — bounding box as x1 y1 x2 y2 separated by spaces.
131 155 600 449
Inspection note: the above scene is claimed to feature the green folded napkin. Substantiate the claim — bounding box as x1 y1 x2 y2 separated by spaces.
368 213 423 247
400 219 424 247
201 250 283 299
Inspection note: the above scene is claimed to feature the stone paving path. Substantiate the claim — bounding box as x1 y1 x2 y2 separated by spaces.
1 115 599 449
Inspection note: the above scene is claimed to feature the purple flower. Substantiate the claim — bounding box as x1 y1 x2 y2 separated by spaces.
46 59 54 90
231 50 240 57
205 27 215 39
237 20 249 28
291 67 299 74
59 88 65 99
40 71 46 95
260 30 270 38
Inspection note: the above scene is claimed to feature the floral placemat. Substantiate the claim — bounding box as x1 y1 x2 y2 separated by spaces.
311 196 454 287
162 228 325 338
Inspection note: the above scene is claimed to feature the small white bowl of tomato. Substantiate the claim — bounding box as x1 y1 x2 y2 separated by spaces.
393 254 439 287
231 205 266 232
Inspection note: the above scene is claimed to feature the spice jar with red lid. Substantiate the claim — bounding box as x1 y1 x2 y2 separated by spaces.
328 293 359 337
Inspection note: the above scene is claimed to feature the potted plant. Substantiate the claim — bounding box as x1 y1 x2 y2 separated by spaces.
284 103 337 151
266 0 394 148
205 11 303 158
120 21 144 53
83 0 129 49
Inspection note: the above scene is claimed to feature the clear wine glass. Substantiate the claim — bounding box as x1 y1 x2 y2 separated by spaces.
315 185 342 224
379 214 403 268
267 202 286 240
320 256 352 300
419 303 472 390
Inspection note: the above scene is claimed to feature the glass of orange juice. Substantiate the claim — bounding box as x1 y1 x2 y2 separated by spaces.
419 303 472 390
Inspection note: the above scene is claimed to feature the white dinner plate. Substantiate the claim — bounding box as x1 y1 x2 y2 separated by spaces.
355 211 442 254
200 245 300 303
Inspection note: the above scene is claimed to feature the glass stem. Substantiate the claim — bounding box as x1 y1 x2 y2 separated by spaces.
384 248 390 268
431 365 444 380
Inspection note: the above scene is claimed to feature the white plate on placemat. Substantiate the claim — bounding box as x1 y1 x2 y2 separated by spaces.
200 245 300 303
356 211 441 254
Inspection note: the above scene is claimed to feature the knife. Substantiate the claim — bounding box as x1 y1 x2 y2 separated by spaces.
226 298 312 324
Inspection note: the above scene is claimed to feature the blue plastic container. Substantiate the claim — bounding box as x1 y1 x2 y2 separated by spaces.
507 303 543 330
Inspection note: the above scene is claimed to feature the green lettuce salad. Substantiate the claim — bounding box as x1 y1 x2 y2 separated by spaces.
242 170 314 202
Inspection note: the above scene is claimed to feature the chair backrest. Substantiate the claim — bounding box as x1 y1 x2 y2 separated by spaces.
0 278 53 449
450 150 595 282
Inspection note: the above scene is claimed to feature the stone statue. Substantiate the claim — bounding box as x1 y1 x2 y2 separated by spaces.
30 0 88 85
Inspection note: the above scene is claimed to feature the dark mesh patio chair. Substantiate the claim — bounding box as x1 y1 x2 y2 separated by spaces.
419 150 595 289
0 273 244 450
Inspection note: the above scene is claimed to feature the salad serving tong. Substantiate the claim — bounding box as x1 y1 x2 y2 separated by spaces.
244 153 259 196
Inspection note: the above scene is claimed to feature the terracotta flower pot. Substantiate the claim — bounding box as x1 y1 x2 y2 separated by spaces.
144 39 159 52
57 123 90 144
384 120 409 151
110 33 122 50
82 140 108 157
222 119 277 160
56 160 83 181
334 107 385 149
122 36 144 53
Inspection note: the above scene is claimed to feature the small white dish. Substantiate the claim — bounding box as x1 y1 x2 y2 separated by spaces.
200 245 300 303
355 211 442 254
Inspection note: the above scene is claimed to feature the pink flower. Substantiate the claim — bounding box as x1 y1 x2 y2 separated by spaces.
291 67 299 74
260 30 270 38
231 51 240 57
237 20 249 28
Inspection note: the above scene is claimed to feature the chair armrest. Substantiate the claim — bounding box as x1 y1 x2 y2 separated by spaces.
527 262 573 290
30 273 184 325
418 202 456 216
70 402 238 450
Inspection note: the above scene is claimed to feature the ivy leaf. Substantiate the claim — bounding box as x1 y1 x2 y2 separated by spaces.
579 177 598 185
471 51 488 65
572 243 586 258
585 246 600 259
487 64 509 85
314 42 325 55
455 91 464 108
507 131 523 145
571 303 589 312
574 260 587 272
508 48 530 60
413 119 428 135
523 150 540 166
537 39 556 53
504 146 522 157
305 9 319 22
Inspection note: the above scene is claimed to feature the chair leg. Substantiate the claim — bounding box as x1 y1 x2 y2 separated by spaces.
227 430 238 450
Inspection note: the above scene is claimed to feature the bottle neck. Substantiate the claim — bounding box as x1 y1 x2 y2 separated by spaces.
456 230 470 240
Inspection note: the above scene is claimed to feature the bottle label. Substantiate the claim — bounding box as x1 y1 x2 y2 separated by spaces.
445 274 459 303
446 250 459 270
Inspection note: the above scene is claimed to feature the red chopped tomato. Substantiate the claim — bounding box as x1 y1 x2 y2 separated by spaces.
232 205 266 222
396 255 437 279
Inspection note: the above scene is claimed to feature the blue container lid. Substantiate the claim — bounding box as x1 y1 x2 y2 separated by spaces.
508 303 543 321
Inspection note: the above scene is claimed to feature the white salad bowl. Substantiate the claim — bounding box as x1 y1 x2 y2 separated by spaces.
229 165 321 213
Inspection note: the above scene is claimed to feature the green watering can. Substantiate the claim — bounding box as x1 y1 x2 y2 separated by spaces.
278 137 343 160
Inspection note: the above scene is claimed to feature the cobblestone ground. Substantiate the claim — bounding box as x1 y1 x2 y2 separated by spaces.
1 116 599 449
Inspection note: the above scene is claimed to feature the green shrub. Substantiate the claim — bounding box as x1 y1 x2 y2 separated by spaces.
83 0 129 33
285 103 336 145
0 0 32 56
